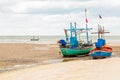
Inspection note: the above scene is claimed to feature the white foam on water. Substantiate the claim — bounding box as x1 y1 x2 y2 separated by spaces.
0 64 37 72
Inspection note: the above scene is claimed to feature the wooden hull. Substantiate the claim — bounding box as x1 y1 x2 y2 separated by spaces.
91 45 112 59
60 47 92 57
91 51 112 59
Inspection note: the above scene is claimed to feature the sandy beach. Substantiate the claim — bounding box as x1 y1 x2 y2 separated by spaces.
0 43 119 80
0 57 120 80
0 43 62 72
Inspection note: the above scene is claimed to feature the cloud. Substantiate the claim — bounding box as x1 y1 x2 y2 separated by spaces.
27 0 92 2
9 0 95 14
0 0 119 35
9 0 120 18
23 7 78 15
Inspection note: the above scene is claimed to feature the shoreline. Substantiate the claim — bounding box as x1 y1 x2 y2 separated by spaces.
0 43 120 72
0 43 61 73
0 57 120 80
0 42 119 78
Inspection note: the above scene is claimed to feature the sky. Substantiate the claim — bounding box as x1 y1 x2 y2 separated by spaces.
0 0 120 36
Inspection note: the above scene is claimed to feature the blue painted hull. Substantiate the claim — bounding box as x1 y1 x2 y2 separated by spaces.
91 51 112 58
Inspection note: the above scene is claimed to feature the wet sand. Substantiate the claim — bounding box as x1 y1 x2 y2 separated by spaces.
0 43 120 71
0 43 120 80
0 43 61 72
0 57 120 80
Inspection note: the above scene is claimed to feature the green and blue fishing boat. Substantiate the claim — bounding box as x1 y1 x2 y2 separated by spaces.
58 9 93 57
61 47 93 57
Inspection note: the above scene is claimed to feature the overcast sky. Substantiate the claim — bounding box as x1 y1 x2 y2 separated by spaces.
0 0 120 36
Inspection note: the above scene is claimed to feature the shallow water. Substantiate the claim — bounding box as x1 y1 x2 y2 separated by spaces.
0 52 120 73
0 55 91 73
0 64 37 73
0 36 119 44
0 59 37 73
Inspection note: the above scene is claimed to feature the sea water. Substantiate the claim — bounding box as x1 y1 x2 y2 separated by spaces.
0 36 119 44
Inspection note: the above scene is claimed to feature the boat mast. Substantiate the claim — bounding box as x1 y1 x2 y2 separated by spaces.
85 9 89 44
70 22 73 38
74 22 77 38
64 29 68 42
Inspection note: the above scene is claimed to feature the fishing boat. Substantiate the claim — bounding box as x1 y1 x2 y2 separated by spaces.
58 23 93 57
91 24 112 59
58 9 93 57
31 36 39 41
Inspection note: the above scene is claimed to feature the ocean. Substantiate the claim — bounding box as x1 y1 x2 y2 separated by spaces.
0 36 119 44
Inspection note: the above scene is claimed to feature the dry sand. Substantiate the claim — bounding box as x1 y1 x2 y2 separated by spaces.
0 43 120 80
0 58 120 80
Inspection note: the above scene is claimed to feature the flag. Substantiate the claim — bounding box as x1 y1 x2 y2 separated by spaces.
85 9 88 23
64 29 67 34
99 14 102 19
86 18 88 23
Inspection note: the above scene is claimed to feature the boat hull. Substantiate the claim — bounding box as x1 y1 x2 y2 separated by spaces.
60 47 92 57
91 51 112 59
90 45 112 59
